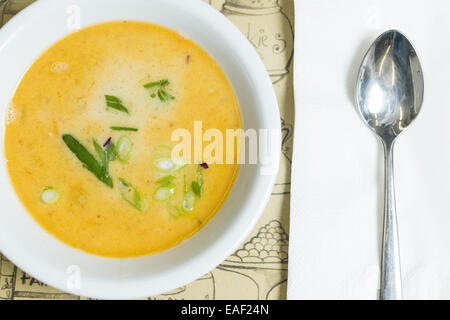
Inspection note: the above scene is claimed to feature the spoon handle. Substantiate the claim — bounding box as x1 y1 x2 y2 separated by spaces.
380 140 403 300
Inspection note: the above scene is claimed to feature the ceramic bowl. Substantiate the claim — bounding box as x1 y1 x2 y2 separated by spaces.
0 0 280 299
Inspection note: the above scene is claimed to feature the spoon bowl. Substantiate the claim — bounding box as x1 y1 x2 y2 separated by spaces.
355 30 424 300
356 30 424 141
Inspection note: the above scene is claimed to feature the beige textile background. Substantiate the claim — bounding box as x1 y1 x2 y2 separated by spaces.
0 0 294 300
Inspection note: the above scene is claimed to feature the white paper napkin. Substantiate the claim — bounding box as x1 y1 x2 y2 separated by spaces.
288 0 450 299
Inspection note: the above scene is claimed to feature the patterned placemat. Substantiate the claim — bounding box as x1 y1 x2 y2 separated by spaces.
0 0 294 300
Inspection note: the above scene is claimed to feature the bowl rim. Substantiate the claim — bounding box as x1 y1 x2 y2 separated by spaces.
0 0 281 299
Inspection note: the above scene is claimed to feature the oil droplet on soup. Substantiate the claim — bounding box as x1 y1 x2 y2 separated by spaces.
4 21 241 258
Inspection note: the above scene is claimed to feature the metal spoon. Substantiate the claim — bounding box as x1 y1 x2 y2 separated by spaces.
355 30 424 300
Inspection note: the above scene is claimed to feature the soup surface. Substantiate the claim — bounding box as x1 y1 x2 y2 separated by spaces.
4 22 241 258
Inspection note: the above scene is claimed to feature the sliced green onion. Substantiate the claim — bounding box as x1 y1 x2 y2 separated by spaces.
197 174 203 187
118 179 148 212
41 187 60 204
192 165 204 197
182 191 195 212
153 186 174 201
154 157 186 172
154 158 176 172
192 181 201 198
157 175 175 184
139 198 149 212
110 126 138 132
116 135 132 162
167 205 182 218
157 175 176 188
172 157 186 170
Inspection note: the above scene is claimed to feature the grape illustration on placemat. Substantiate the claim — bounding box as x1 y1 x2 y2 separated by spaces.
218 220 289 299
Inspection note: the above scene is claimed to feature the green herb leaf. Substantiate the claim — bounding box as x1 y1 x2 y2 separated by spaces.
62 134 113 188
143 79 169 89
93 139 106 166
191 181 201 198
143 82 159 89
160 89 175 100
93 138 109 177
105 142 117 162
157 89 166 102
143 79 175 102
110 126 138 132
105 95 129 114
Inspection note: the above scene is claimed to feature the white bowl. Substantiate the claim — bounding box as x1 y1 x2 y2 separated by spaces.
0 0 280 299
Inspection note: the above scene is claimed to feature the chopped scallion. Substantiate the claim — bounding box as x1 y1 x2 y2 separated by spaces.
153 186 174 201
182 191 195 212
116 135 132 162
191 181 201 198
118 179 148 212
154 158 175 172
157 175 176 188
167 205 182 218
154 157 186 173
40 187 60 204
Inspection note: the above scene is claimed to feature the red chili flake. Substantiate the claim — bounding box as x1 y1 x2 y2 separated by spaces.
103 137 112 147
200 163 209 169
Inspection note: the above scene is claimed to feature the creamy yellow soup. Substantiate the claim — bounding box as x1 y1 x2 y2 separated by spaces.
4 22 241 258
